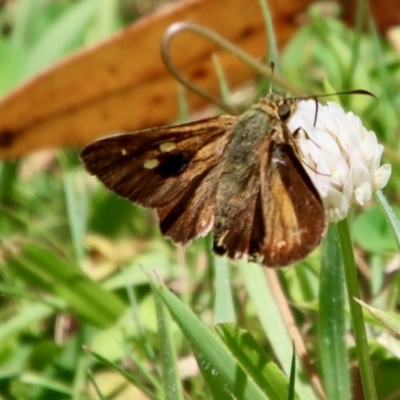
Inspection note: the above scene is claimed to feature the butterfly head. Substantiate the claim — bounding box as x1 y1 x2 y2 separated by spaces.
255 92 299 125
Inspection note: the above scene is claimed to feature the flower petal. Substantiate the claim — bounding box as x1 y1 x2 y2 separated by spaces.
292 99 391 222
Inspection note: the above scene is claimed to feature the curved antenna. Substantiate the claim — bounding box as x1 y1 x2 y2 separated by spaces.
161 21 307 114
297 89 376 102
287 89 376 126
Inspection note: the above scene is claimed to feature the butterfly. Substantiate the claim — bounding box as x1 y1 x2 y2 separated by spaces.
80 91 327 267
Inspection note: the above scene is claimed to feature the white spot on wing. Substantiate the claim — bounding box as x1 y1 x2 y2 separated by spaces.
144 159 159 169
121 149 127 156
159 142 176 152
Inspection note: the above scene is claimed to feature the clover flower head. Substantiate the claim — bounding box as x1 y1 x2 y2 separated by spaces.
288 100 391 222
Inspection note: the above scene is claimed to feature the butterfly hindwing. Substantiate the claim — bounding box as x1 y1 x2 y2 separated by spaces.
157 162 225 244
259 143 326 266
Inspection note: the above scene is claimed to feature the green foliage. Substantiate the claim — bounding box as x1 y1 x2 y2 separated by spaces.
319 226 350 400
1 1 400 399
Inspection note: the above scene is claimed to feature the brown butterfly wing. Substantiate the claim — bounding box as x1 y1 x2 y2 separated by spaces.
212 158 265 257
212 111 268 260
81 115 236 243
259 143 326 267
212 138 326 267
156 162 224 244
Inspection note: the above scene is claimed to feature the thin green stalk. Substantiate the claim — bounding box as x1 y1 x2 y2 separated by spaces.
161 22 307 114
87 370 107 400
337 219 377 400
344 0 365 88
257 0 279 68
375 190 400 249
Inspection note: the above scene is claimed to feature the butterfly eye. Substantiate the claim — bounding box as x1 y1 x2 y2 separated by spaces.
278 104 291 121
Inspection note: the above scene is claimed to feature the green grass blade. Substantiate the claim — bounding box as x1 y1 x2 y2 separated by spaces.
344 0 365 87
191 346 234 400
0 161 19 205
59 153 87 263
355 299 400 338
72 352 89 400
337 218 377 400
212 53 232 105
213 257 235 324
85 347 157 400
0 40 26 95
153 289 184 400
8 243 126 327
10 0 32 47
375 190 400 250
103 248 179 291
90 0 119 40
21 0 98 78
257 0 279 67
288 343 296 400
215 323 297 400
87 370 107 400
121 344 163 394
20 373 72 396
319 225 351 400
240 261 317 400
0 303 53 351
124 274 158 366
151 274 268 400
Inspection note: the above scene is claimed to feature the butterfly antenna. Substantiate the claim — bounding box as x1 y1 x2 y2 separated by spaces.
313 98 319 126
268 61 275 94
301 89 376 101
289 89 375 126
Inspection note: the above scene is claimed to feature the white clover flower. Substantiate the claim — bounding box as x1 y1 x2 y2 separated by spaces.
288 100 391 222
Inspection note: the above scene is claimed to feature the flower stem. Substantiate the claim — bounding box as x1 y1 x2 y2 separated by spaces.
337 219 377 400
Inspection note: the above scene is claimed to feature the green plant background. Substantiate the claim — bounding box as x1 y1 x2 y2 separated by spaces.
0 1 399 399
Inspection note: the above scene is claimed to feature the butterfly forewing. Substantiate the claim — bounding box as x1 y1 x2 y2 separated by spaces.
81 115 236 209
